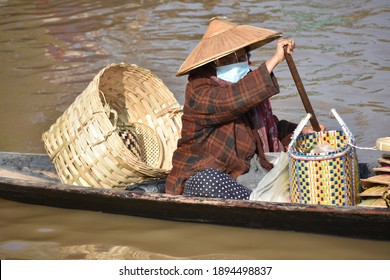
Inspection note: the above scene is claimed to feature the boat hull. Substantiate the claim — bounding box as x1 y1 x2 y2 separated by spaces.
0 152 389 240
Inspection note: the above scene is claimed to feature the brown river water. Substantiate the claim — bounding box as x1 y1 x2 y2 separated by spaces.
0 0 389 259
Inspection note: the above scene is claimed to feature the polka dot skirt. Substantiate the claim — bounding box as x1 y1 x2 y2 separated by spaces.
183 168 251 200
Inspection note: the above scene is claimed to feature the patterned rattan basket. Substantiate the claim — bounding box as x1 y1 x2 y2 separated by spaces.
287 110 360 206
42 63 182 188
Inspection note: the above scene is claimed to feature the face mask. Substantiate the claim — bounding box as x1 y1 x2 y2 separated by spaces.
216 61 250 83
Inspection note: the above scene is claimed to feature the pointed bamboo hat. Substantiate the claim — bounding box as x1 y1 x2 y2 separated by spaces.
176 17 282 76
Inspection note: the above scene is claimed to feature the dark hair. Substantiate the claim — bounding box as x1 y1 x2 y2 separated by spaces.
188 63 216 80
245 46 252 65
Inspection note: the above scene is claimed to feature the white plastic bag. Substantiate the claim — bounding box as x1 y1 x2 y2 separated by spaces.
249 152 290 202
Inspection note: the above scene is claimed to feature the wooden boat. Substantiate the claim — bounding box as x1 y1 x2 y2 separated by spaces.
0 151 389 241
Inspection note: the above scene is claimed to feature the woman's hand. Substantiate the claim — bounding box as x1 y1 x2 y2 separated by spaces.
266 38 296 73
302 123 326 134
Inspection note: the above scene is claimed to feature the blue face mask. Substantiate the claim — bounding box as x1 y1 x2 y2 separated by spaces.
216 61 250 83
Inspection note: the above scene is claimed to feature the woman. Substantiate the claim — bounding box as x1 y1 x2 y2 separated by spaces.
166 18 324 199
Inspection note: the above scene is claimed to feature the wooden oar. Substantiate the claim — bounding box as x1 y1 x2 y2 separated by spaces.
283 46 321 132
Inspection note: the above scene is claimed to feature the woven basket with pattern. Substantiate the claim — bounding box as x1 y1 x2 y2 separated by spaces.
287 110 360 206
42 63 182 188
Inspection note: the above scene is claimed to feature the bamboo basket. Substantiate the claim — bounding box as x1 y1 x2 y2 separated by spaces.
42 63 182 188
288 110 360 206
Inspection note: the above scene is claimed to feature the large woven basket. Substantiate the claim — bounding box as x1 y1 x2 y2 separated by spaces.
288 110 360 206
42 63 182 188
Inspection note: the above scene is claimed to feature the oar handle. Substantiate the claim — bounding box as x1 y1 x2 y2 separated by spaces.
283 46 321 132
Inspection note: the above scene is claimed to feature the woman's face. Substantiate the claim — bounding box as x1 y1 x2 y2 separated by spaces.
215 48 248 67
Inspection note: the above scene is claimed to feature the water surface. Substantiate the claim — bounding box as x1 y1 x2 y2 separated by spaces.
0 0 389 259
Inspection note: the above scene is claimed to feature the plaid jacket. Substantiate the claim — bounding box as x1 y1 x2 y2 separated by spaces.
165 63 294 195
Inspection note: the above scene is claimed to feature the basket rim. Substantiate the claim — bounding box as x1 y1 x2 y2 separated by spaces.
289 148 351 161
288 129 353 160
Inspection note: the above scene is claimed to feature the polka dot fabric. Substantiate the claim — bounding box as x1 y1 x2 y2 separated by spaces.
183 168 251 200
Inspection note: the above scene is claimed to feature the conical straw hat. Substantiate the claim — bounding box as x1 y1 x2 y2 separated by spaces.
176 17 282 76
